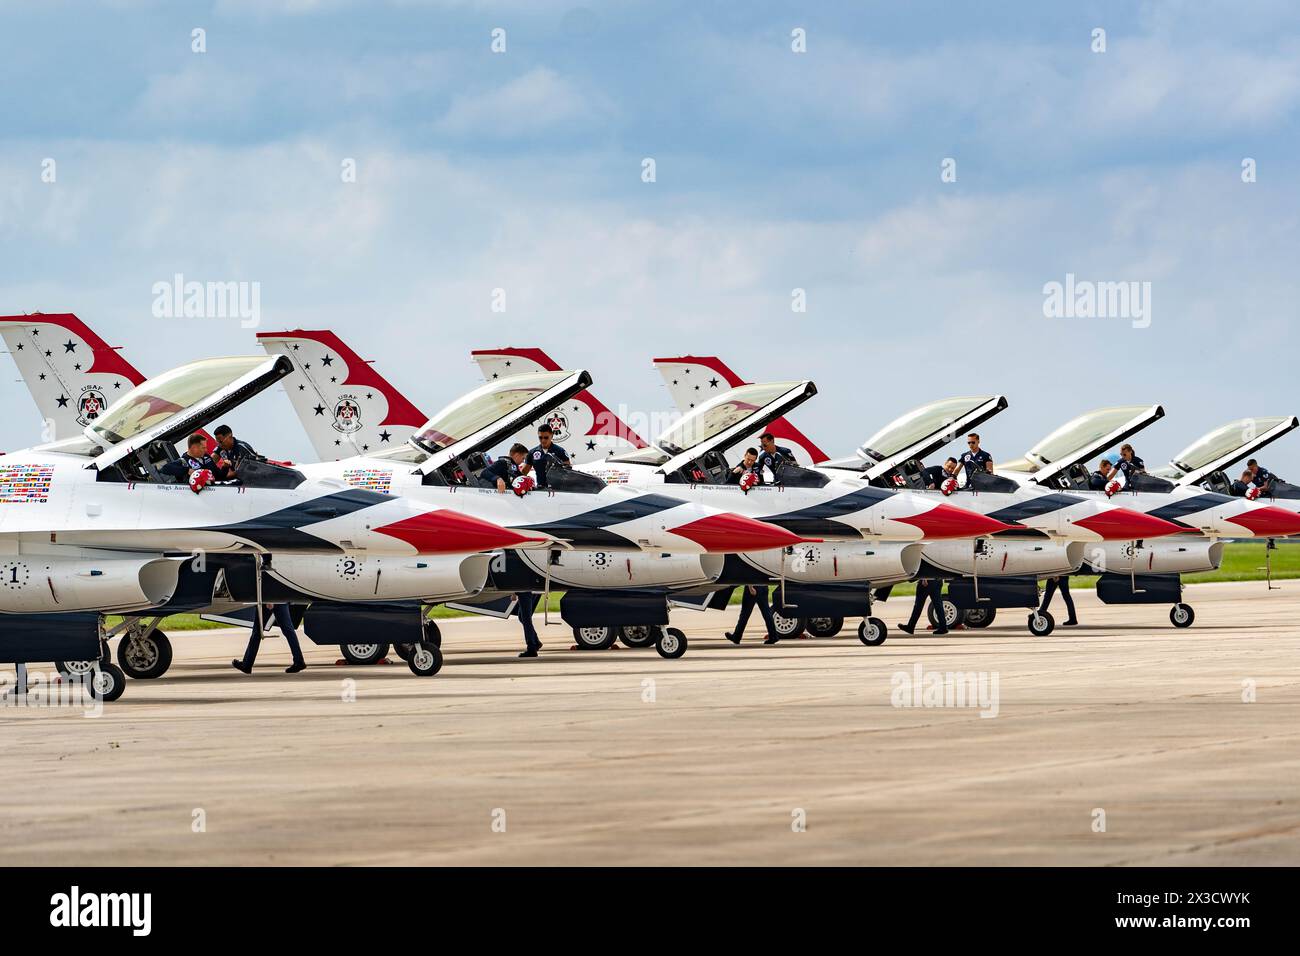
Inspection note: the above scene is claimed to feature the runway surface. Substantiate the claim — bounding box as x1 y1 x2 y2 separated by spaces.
2 580 1298 865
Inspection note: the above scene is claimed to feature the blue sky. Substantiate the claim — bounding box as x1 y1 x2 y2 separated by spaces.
2 0 1299 472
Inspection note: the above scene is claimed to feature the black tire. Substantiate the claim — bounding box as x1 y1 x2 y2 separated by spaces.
340 642 390 665
770 608 806 639
806 616 844 638
857 617 888 646
116 628 173 680
423 619 442 648
1170 603 1195 628
571 626 617 650
1027 609 1055 637
618 624 659 648
963 607 996 629
55 658 96 678
406 641 443 677
656 627 688 659
88 662 126 702
927 599 960 630
392 643 415 663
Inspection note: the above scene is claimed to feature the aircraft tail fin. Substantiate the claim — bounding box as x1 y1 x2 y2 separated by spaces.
256 329 426 460
470 346 647 463
0 312 147 444
652 355 830 463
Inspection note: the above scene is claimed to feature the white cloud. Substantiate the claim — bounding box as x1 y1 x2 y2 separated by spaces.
435 67 612 138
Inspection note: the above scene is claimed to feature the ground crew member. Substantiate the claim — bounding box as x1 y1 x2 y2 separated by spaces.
1248 459 1278 492
1039 575 1078 626
525 424 571 488
232 604 307 674
897 578 950 636
1115 443 1145 484
480 444 529 491
515 592 542 658
753 433 798 484
726 584 780 645
212 424 263 471
957 433 993 483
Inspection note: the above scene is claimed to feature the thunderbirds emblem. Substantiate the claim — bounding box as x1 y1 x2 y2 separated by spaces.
332 394 363 434
544 412 570 442
76 386 108 426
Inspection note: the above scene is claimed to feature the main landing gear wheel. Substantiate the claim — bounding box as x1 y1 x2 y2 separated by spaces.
806 617 844 638
857 617 888 646
117 627 173 679
770 609 806 639
1170 603 1195 628
424 620 442 648
926 599 960 630
618 625 659 648
89 662 126 702
393 643 414 663
55 658 96 678
572 626 617 650
1027 609 1055 637
655 627 687 659
341 642 390 665
963 607 996 629
407 641 443 677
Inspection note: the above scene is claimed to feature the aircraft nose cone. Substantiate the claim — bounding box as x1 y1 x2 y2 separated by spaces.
1073 507 1188 540
1228 505 1300 538
374 509 548 554
669 512 814 552
893 503 1016 540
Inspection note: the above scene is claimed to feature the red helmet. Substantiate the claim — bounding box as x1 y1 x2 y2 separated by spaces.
738 470 760 493
189 468 214 494
1105 479 1122 497
940 477 958 496
512 474 536 497
1245 485 1262 501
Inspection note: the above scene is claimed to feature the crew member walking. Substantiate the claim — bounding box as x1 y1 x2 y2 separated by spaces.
726 584 780 645
897 577 950 636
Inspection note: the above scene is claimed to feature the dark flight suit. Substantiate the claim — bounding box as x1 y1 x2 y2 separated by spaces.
221 438 262 471
1115 456 1145 485
1253 466 1277 489
1230 479 1253 497
753 445 797 484
160 452 234 482
1039 576 1077 624
958 449 993 484
905 578 948 635
920 464 948 489
237 604 306 670
515 591 541 653
479 456 520 488
528 443 571 488
1088 470 1111 490
731 585 777 642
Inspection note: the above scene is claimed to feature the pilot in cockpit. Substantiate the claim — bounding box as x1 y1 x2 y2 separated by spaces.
1089 457 1115 490
1230 468 1256 497
160 433 235 491
479 444 529 492
921 457 959 489
727 448 759 484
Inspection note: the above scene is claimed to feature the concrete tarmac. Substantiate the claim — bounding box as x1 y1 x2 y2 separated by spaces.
2 580 1298 865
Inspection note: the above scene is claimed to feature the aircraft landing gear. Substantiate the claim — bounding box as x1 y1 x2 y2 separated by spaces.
1027 609 1055 637
116 623 172 679
89 661 127 701
340 642 390 665
806 616 844 638
857 617 888 646
963 607 997 628
1169 603 1195 628
572 625 618 650
770 608 806 640
406 641 443 677
655 627 687 659
617 624 658 648
926 599 961 631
